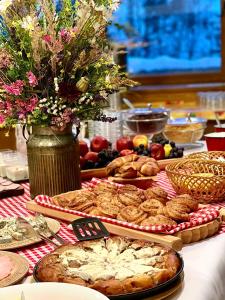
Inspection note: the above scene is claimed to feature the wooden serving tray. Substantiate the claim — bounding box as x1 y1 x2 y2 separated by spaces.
81 167 107 180
108 176 157 189
26 201 182 251
81 158 181 181
26 201 223 251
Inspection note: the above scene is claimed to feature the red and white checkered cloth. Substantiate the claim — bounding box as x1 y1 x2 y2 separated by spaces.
35 172 220 235
0 172 225 275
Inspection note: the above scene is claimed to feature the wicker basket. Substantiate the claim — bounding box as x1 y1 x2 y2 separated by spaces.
165 159 225 203
186 151 225 162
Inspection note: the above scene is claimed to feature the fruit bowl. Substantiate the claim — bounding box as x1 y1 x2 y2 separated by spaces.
165 159 225 203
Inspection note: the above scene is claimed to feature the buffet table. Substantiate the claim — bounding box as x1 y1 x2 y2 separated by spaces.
2 141 225 299
19 178 225 300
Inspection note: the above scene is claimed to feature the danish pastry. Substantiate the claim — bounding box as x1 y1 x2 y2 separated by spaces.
145 187 168 205
118 206 147 224
166 201 190 221
139 199 164 215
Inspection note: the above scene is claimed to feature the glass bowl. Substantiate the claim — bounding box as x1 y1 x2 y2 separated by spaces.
163 117 207 144
123 108 169 136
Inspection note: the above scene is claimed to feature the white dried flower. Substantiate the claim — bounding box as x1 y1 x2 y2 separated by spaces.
40 98 47 103
0 0 12 13
111 0 120 11
99 90 108 99
21 16 35 31
54 77 59 92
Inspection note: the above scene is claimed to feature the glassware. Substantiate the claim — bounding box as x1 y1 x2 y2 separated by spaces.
87 109 123 149
121 106 169 141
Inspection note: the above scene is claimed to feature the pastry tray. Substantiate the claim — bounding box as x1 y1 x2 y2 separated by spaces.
33 250 184 300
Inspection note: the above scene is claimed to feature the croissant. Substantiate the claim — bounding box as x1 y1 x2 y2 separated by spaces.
118 161 145 173
140 162 159 176
106 154 138 175
120 168 138 178
137 156 155 163
140 163 154 176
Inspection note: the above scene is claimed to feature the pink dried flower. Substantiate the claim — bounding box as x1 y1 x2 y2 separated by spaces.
0 49 13 69
0 115 5 124
27 96 38 111
18 112 25 120
3 80 24 95
27 71 38 87
62 108 73 123
42 34 52 44
71 27 78 34
15 96 38 117
60 29 71 43
51 108 74 130
6 100 12 111
54 40 64 53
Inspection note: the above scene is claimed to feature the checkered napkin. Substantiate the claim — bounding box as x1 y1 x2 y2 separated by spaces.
34 172 220 235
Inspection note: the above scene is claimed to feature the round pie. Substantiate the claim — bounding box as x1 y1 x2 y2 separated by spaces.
35 237 182 296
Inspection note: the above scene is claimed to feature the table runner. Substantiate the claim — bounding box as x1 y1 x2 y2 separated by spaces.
0 172 224 275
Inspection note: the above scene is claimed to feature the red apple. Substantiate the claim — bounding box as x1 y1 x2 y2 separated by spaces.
90 136 109 152
116 136 133 152
120 149 134 156
83 151 99 163
79 140 89 157
80 156 85 169
149 143 165 160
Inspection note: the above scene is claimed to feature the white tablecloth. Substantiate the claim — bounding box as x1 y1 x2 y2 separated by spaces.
165 234 225 300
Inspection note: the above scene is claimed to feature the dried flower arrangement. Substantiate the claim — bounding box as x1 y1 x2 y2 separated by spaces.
0 0 136 129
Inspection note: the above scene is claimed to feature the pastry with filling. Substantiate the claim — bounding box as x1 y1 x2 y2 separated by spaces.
35 237 181 296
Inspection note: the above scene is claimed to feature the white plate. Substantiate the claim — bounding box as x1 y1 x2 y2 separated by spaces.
0 282 109 300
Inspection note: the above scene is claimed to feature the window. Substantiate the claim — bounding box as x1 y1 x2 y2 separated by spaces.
108 0 224 84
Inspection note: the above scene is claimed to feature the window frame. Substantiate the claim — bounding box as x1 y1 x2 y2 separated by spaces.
128 0 225 85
